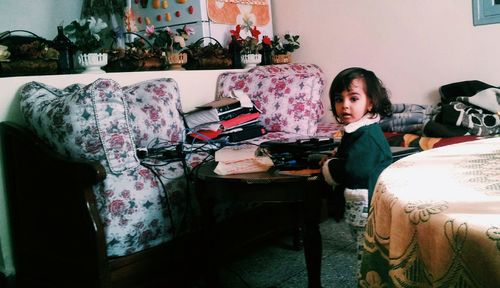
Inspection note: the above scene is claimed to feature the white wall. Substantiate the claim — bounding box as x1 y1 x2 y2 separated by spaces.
272 0 500 122
0 0 83 40
0 1 83 276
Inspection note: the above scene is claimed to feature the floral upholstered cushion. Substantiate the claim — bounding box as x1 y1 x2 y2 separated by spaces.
122 78 185 148
20 79 139 174
19 78 195 257
216 63 326 136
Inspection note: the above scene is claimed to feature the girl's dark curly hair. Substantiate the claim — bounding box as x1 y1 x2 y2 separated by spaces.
329 67 392 121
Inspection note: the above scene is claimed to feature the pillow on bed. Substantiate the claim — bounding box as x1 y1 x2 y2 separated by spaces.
20 79 139 174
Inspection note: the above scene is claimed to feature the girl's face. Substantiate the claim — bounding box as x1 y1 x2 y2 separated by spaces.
334 78 373 124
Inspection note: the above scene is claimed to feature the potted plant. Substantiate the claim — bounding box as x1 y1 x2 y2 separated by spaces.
230 24 263 68
271 33 300 64
145 24 194 70
104 31 165 72
0 31 60 76
184 37 232 70
64 16 108 73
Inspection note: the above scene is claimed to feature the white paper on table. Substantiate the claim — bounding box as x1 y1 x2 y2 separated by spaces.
214 157 274 175
214 144 259 162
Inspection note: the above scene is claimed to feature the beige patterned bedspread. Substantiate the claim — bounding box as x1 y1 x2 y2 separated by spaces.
360 137 500 287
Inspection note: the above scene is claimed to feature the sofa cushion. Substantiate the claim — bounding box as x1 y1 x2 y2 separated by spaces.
122 78 185 149
20 78 140 174
216 64 325 136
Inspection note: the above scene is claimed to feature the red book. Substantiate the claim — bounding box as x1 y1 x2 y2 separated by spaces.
188 112 261 141
189 129 223 140
220 112 261 130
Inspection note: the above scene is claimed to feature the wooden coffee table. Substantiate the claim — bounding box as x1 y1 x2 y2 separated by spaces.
194 161 328 288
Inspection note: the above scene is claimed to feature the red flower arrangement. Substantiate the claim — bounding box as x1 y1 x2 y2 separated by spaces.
230 24 265 54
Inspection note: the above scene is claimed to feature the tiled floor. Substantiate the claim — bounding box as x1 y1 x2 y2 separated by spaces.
218 219 357 288
2 219 356 288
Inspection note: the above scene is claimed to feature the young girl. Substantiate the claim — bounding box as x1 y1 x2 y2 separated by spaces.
321 67 393 274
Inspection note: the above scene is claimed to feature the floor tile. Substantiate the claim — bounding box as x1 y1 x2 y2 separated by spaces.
220 219 357 288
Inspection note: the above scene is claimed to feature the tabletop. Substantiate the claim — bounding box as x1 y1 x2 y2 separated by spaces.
359 137 500 287
194 160 322 183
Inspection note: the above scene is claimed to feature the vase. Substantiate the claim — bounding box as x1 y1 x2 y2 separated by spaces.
260 45 272 66
272 53 292 64
78 53 108 74
240 54 262 68
53 26 75 74
167 52 187 70
229 37 242 69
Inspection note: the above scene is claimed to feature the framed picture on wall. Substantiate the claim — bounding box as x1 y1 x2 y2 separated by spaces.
473 0 500 25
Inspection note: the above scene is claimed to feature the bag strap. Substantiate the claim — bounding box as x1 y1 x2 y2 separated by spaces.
109 32 154 50
0 30 46 41
193 36 223 48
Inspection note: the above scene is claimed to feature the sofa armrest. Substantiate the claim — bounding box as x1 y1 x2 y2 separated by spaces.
0 121 110 287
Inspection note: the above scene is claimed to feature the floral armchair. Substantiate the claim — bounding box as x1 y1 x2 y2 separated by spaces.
19 78 198 257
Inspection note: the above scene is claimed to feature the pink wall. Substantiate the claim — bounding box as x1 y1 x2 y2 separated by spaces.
272 0 500 121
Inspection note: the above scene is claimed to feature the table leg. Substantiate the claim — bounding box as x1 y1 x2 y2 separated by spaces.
303 188 323 288
292 201 304 250
195 180 221 288
304 222 322 288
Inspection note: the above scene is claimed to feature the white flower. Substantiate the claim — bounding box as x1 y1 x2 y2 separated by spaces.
88 16 108 35
184 26 195 36
78 18 87 27
173 35 185 48
0 45 10 60
215 0 224 9
236 4 256 32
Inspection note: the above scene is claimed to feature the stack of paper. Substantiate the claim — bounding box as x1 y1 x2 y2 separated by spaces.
185 91 265 142
213 144 274 175
184 97 255 129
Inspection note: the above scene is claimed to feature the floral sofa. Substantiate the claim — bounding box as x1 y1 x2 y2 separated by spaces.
215 64 340 146
2 63 333 287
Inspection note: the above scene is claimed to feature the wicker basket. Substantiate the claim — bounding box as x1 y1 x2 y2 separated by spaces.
185 37 232 70
0 30 58 77
271 53 292 64
104 32 166 72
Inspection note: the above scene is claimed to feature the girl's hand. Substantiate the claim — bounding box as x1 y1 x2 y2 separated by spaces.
319 155 328 167
319 147 337 167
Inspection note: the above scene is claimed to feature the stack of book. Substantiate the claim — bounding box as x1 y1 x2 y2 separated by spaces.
184 96 267 142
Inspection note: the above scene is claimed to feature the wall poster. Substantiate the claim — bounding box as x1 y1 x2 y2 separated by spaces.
207 0 270 26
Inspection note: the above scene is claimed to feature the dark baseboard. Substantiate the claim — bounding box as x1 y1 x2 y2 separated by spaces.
0 272 16 288
0 272 8 287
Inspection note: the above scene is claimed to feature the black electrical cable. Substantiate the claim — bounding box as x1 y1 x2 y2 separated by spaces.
139 139 185 237
141 161 177 239
138 139 216 241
